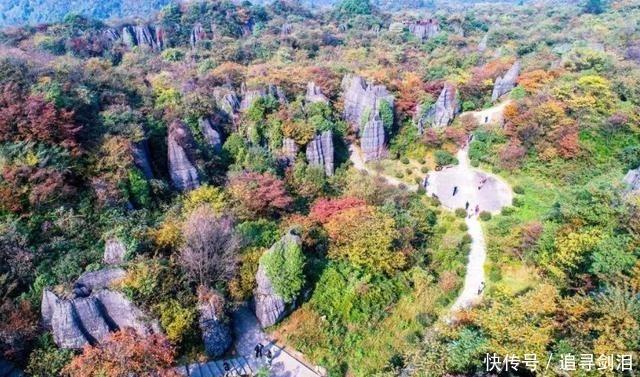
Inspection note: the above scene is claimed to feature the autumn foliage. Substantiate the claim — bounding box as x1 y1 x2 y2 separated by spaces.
228 171 293 217
63 329 180 377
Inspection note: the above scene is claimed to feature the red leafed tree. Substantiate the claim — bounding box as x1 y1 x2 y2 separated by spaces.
499 141 527 170
63 329 180 377
309 197 366 224
0 84 82 155
228 171 292 217
0 165 75 214
0 299 38 362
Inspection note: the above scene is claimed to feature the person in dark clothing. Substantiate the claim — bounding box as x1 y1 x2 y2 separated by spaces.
477 281 485 295
453 186 458 196
475 204 480 215
266 349 273 366
485 116 489 123
255 343 263 358
465 201 470 210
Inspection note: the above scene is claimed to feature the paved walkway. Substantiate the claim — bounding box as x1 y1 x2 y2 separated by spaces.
349 103 513 313
179 304 322 377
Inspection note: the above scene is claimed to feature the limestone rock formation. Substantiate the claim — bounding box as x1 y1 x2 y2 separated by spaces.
409 19 440 41
625 168 640 192
342 75 394 133
254 232 302 328
239 84 287 112
167 120 199 192
415 84 459 132
122 26 136 47
361 115 386 162
190 23 207 48
75 268 126 295
104 238 127 265
212 87 239 118
42 287 156 349
133 25 157 50
197 287 232 358
102 28 120 44
281 23 293 37
132 140 154 179
199 117 222 153
282 138 298 163
305 81 329 105
478 33 489 52
306 131 334 176
491 60 521 101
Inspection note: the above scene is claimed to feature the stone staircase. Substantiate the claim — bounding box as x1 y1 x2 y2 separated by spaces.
177 356 254 377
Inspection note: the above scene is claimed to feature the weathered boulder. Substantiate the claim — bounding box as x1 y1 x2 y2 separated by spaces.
133 25 157 50
121 26 136 47
625 168 640 192
102 28 120 43
478 33 489 52
254 232 302 328
361 115 386 162
282 138 298 163
213 87 240 118
167 120 199 192
42 287 156 349
197 287 232 358
239 84 287 112
104 238 127 265
415 84 459 132
306 131 334 176
491 60 520 102
75 268 126 294
132 140 154 179
408 19 440 41
190 23 207 48
342 75 394 133
199 117 222 153
305 81 329 105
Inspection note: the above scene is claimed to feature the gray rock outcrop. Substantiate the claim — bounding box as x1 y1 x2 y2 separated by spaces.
197 288 232 358
282 138 298 163
132 140 154 179
342 75 394 133
305 81 329 105
239 84 287 112
190 23 207 48
306 131 334 176
478 33 489 52
199 117 222 153
75 268 126 295
361 115 386 162
42 286 156 349
625 168 640 192
254 232 302 328
104 238 127 265
120 25 162 50
213 87 240 118
415 84 460 132
409 19 440 41
281 23 293 37
133 25 157 50
491 60 521 101
168 120 199 192
122 26 136 47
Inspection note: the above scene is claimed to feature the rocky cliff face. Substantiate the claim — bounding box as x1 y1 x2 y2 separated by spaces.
415 84 459 132
213 87 240 119
305 82 329 105
132 140 154 179
167 120 200 192
239 84 287 112
361 115 386 162
190 23 207 48
119 25 162 50
42 271 156 349
197 287 232 358
282 138 299 163
478 33 489 52
254 232 302 328
199 117 222 153
625 168 640 192
104 238 127 265
491 60 521 101
306 131 335 176
342 75 394 133
408 19 440 41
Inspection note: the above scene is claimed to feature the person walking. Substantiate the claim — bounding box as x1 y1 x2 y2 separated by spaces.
477 281 485 295
453 186 458 196
465 201 470 210
255 343 263 358
266 349 273 367
475 204 480 216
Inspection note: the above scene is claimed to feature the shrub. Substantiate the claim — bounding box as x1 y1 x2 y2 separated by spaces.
154 299 197 344
420 166 429 173
406 168 413 175
512 197 524 207
479 211 492 221
455 208 468 218
501 207 515 216
459 223 469 232
161 48 185 62
462 234 473 244
418 158 426 165
513 185 525 195
183 185 226 214
435 150 458 167
401 157 410 165
236 219 280 248
261 234 306 303
396 172 404 179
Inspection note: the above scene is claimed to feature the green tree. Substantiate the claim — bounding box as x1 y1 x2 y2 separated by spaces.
261 233 306 303
337 0 372 17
